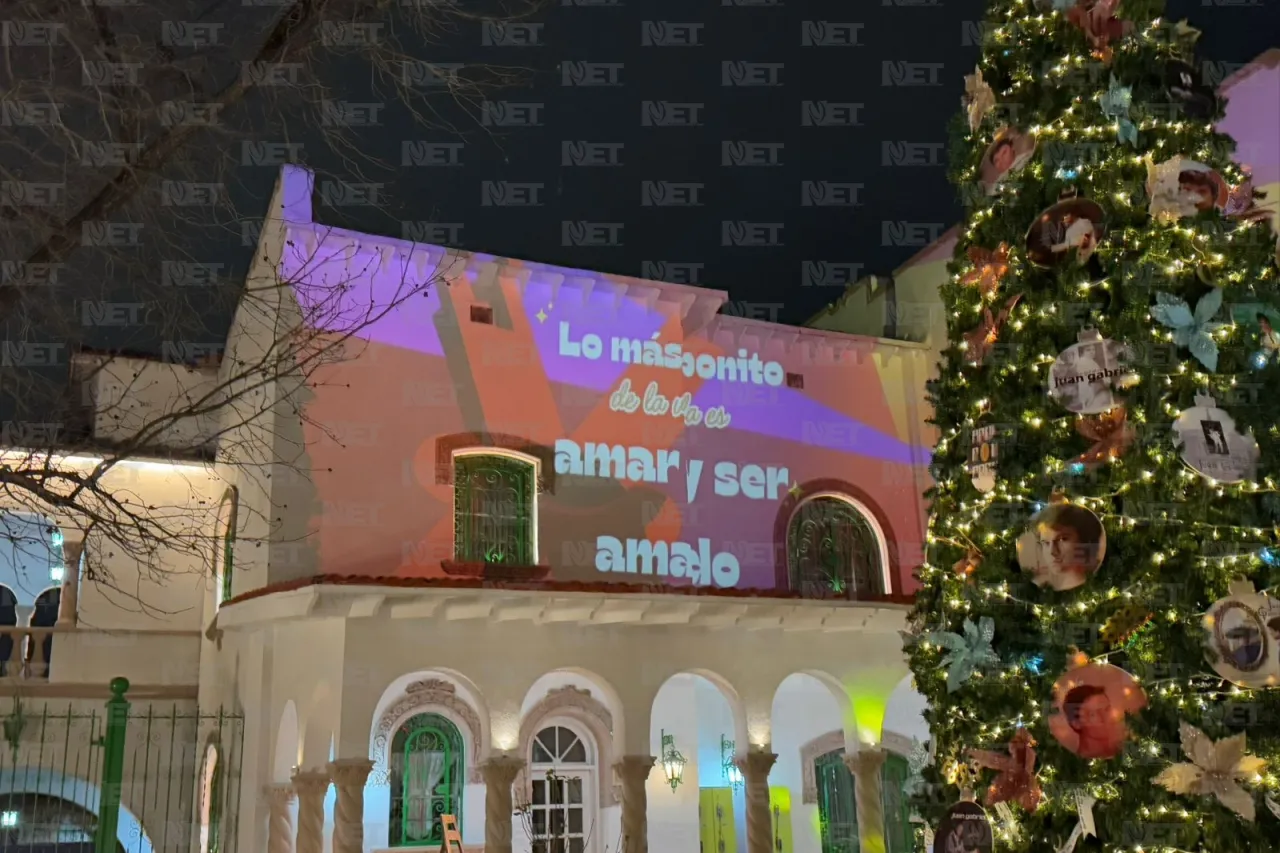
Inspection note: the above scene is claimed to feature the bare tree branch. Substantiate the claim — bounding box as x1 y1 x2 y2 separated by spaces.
0 0 542 603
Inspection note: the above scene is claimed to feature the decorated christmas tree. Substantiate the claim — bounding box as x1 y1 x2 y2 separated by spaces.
907 1 1280 851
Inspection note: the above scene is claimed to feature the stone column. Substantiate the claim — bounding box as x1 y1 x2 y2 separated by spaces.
57 537 83 627
264 783 297 853
614 755 655 853
328 758 373 853
844 748 887 853
291 769 329 853
479 754 525 853
736 751 777 853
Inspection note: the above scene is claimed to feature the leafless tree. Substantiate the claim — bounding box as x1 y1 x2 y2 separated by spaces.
0 0 537 611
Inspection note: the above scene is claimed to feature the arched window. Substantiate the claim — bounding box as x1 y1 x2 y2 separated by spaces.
452 452 537 565
199 743 224 853
389 713 465 848
525 724 596 853
786 495 885 599
215 488 238 606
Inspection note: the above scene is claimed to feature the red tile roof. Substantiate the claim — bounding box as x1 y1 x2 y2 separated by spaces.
222 574 914 608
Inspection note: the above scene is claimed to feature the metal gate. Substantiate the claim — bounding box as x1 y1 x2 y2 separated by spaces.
0 680 243 853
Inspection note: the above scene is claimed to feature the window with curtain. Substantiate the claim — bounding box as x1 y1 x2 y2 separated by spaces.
814 748 914 853
215 488 238 605
390 713 465 847
453 453 536 565
786 495 885 599
527 725 595 853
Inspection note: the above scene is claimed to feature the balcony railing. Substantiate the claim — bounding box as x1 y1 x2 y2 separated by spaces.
0 625 201 692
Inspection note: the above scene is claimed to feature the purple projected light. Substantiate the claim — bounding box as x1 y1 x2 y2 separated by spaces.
275 165 932 465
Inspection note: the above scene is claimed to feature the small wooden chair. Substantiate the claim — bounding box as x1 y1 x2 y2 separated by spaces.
440 814 465 852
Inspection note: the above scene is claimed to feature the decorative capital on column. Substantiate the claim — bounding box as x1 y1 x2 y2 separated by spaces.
479 753 526 787
614 754 656 782
291 769 331 797
735 750 778 781
843 747 887 776
263 783 297 808
327 758 374 787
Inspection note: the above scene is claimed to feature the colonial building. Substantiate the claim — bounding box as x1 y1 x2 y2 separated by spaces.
9 42 1274 853
210 162 935 853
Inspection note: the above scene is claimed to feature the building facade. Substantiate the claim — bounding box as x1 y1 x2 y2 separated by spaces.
204 162 936 853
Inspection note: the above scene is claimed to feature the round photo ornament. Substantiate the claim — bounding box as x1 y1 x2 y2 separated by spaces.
1146 155 1229 222
933 800 994 853
1016 495 1106 592
1048 659 1148 760
1203 579 1280 688
979 127 1037 196
1025 196 1106 269
1048 329 1136 415
1172 394 1260 483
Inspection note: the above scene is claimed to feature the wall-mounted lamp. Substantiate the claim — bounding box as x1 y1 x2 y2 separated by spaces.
720 735 743 791
716 732 747 788
660 730 686 792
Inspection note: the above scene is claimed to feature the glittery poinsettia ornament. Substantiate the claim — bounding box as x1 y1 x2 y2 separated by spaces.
1073 405 1134 469
1155 722 1267 821
920 617 1000 692
1098 76 1137 145
967 728 1043 812
961 244 1011 299
1224 169 1274 223
953 549 982 581
1067 0 1134 63
962 294 1021 366
964 67 996 132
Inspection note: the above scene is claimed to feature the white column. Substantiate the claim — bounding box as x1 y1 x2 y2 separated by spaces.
264 783 296 853
844 748 887 853
328 758 373 853
291 769 329 853
57 537 83 626
479 754 524 853
614 755 655 853
737 751 777 853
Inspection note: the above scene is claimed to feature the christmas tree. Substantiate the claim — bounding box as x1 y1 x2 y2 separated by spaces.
907 1 1280 851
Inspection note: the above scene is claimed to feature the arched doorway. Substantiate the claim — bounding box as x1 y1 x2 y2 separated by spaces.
524 723 598 853
388 713 465 848
0 792 125 852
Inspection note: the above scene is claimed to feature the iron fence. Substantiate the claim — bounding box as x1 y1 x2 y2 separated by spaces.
0 683 242 853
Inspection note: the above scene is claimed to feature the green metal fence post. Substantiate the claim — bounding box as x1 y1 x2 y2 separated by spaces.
94 676 131 853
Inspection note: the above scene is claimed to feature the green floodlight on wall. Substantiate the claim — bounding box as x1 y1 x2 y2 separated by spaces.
660 730 686 793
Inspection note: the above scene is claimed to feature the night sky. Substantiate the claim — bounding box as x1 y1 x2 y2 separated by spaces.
263 0 1280 328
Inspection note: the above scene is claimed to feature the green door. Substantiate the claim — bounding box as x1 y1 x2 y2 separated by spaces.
390 713 464 846
815 749 858 853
